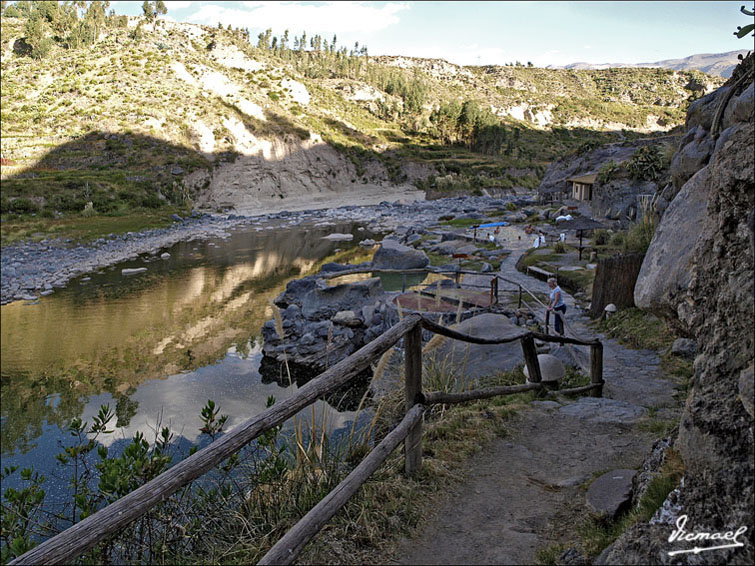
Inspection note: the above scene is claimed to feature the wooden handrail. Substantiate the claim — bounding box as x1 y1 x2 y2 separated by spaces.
423 383 542 405
420 316 528 345
11 316 422 566
12 309 604 566
531 331 600 347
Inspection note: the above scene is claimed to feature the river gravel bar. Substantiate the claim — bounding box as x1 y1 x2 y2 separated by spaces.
1 195 535 305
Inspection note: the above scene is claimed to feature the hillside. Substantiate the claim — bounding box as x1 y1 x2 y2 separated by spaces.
558 49 749 78
0 14 725 225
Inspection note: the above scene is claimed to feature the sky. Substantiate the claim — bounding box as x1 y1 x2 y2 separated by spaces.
108 1 752 67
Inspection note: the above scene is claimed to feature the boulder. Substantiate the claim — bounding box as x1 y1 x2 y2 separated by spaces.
685 87 727 132
430 313 528 380
322 233 354 241
670 338 696 359
320 262 352 273
586 469 636 519
523 353 566 383
430 241 464 255
722 82 754 130
332 310 362 327
634 166 714 321
301 277 383 319
372 239 429 270
669 131 713 191
548 343 590 371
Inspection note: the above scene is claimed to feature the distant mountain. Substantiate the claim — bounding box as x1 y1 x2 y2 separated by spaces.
553 50 750 78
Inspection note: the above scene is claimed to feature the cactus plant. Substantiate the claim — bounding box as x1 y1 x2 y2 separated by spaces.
734 5 754 38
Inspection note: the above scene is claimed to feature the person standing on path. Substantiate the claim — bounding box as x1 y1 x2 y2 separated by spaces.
546 277 566 336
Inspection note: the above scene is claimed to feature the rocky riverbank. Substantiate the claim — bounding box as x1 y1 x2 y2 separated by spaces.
0 195 537 306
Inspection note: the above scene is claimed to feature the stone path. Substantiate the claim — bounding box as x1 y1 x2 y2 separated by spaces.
394 242 681 565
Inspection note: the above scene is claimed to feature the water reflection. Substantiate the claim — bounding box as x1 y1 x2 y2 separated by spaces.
0 221 376 468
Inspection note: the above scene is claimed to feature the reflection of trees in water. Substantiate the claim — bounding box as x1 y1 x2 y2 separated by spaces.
115 394 139 428
0 373 86 455
258 356 373 412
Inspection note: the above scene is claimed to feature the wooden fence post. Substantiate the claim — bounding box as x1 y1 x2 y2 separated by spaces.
521 334 542 384
590 342 604 397
404 321 423 476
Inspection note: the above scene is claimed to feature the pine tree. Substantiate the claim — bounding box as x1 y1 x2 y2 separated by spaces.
24 10 53 58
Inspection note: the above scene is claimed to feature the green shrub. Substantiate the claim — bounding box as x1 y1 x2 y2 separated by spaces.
81 201 97 217
141 194 164 209
52 194 87 212
505 202 518 211
597 160 620 183
610 232 626 246
8 198 39 214
626 145 663 181
553 241 567 253
623 218 656 254
593 229 610 246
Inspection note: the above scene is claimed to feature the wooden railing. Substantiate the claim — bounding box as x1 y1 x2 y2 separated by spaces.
11 314 603 566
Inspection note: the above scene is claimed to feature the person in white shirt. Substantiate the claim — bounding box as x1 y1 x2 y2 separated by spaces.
546 277 566 335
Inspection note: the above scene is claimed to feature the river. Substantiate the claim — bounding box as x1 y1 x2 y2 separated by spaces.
0 219 378 501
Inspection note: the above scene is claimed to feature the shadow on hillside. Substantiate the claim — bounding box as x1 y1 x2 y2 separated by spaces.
1 130 216 213
1 112 675 217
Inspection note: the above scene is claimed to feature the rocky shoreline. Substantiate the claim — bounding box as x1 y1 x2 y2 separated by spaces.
0 195 536 306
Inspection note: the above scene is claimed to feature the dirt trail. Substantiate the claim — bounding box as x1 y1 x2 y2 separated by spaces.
396 403 660 564
394 251 681 565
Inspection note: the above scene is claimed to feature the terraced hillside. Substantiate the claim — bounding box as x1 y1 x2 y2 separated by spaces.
0 14 724 222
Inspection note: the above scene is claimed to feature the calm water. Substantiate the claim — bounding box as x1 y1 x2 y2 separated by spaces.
0 220 376 495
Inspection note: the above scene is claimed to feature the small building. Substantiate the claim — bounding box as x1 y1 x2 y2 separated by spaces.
566 173 597 202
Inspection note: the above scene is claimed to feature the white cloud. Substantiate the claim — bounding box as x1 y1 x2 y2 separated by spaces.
188 1 409 34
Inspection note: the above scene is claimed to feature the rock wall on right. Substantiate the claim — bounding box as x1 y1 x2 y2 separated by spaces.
605 55 754 564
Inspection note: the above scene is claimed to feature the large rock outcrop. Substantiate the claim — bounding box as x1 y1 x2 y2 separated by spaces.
536 137 674 226
603 55 754 564
261 275 398 376
536 141 644 198
591 171 660 224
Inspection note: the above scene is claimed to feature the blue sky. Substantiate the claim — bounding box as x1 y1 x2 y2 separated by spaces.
110 1 752 66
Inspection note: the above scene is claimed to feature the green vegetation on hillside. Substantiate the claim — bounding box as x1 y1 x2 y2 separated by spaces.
0 5 723 241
